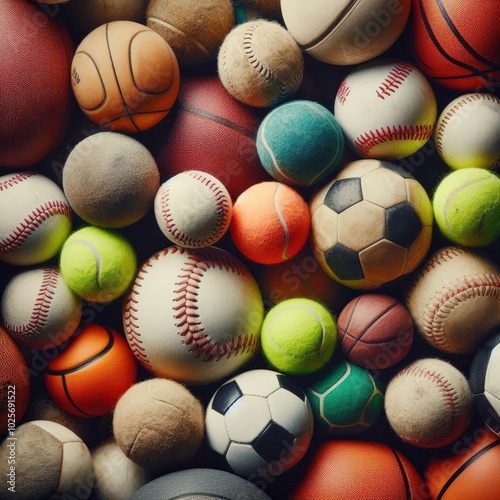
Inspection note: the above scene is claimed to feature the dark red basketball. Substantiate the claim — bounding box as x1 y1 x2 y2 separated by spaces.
337 293 414 370
0 0 74 168
156 75 271 200
411 0 499 92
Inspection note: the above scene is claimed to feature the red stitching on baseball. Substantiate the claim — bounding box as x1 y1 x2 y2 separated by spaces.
376 62 414 99
354 124 433 156
336 78 350 105
159 171 230 248
0 200 72 254
0 172 33 191
422 273 500 351
173 249 258 360
3 267 58 338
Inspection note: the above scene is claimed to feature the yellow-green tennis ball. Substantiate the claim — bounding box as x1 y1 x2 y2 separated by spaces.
433 168 500 247
261 297 337 375
60 226 137 303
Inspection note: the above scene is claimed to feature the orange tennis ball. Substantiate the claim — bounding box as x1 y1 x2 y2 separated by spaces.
71 20 180 133
44 323 138 418
230 181 311 265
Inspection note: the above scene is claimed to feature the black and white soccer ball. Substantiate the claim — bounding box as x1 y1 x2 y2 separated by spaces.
205 369 314 478
469 330 500 436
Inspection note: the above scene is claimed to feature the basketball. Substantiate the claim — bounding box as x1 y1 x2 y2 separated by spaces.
337 293 414 370
290 439 428 499
44 323 138 418
411 0 500 91
71 20 180 133
0 0 74 168
425 428 500 499
0 326 30 435
156 75 270 200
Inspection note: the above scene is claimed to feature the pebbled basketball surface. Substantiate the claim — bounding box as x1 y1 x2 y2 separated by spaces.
131 467 272 500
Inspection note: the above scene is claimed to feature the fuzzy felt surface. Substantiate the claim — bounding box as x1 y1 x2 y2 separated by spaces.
59 226 137 303
257 100 344 187
112 378 205 473
433 168 500 247
230 182 310 264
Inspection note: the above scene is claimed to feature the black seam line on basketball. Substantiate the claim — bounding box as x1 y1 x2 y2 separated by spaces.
44 326 115 375
344 302 399 356
179 103 256 139
436 440 500 500
436 0 499 67
430 68 499 81
167 494 233 500
60 374 95 417
299 0 359 50
389 446 412 500
417 0 488 75
76 52 108 111
106 23 141 133
343 326 413 345
101 106 174 126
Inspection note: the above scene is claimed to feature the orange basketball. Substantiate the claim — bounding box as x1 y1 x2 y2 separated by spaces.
0 326 30 435
291 440 428 500
71 20 180 133
425 428 500 500
44 323 138 418
411 0 499 92
0 0 74 168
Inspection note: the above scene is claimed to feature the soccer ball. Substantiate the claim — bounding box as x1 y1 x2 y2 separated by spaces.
310 159 433 289
306 359 385 436
205 369 314 478
469 330 500 436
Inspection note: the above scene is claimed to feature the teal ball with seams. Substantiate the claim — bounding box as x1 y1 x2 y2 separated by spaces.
256 100 345 188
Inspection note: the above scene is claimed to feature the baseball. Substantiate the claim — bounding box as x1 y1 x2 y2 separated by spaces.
434 93 500 170
0 172 72 266
1 266 82 350
384 357 473 448
334 58 437 160
405 246 500 354
123 245 264 385
154 170 233 248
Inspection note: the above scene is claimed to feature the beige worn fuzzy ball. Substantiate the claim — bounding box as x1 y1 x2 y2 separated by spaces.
112 378 205 473
0 420 94 499
384 358 473 448
92 437 149 500
147 0 235 66
63 131 160 228
218 19 304 107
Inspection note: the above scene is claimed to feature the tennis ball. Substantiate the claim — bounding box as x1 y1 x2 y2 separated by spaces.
432 168 500 247
112 377 205 473
260 297 337 375
59 226 137 303
257 100 345 187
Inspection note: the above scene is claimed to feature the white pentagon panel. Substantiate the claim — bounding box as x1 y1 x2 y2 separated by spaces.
232 369 282 397
267 390 313 437
205 408 231 455
225 395 271 443
361 167 407 208
311 204 339 253
484 346 500 395
226 442 269 477
484 391 500 417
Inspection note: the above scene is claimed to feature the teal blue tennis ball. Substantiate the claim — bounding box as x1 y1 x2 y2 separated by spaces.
306 358 385 436
256 100 345 187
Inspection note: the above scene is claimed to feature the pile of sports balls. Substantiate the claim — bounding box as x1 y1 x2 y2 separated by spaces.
1 0 499 498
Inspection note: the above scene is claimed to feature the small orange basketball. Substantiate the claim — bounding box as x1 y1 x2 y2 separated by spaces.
411 0 499 92
291 439 428 500
0 326 30 435
425 428 500 500
44 323 138 418
71 20 180 133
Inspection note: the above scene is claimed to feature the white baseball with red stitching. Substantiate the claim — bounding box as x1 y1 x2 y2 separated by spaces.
334 58 437 160
0 173 73 265
1 266 82 350
154 170 233 249
123 245 264 384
